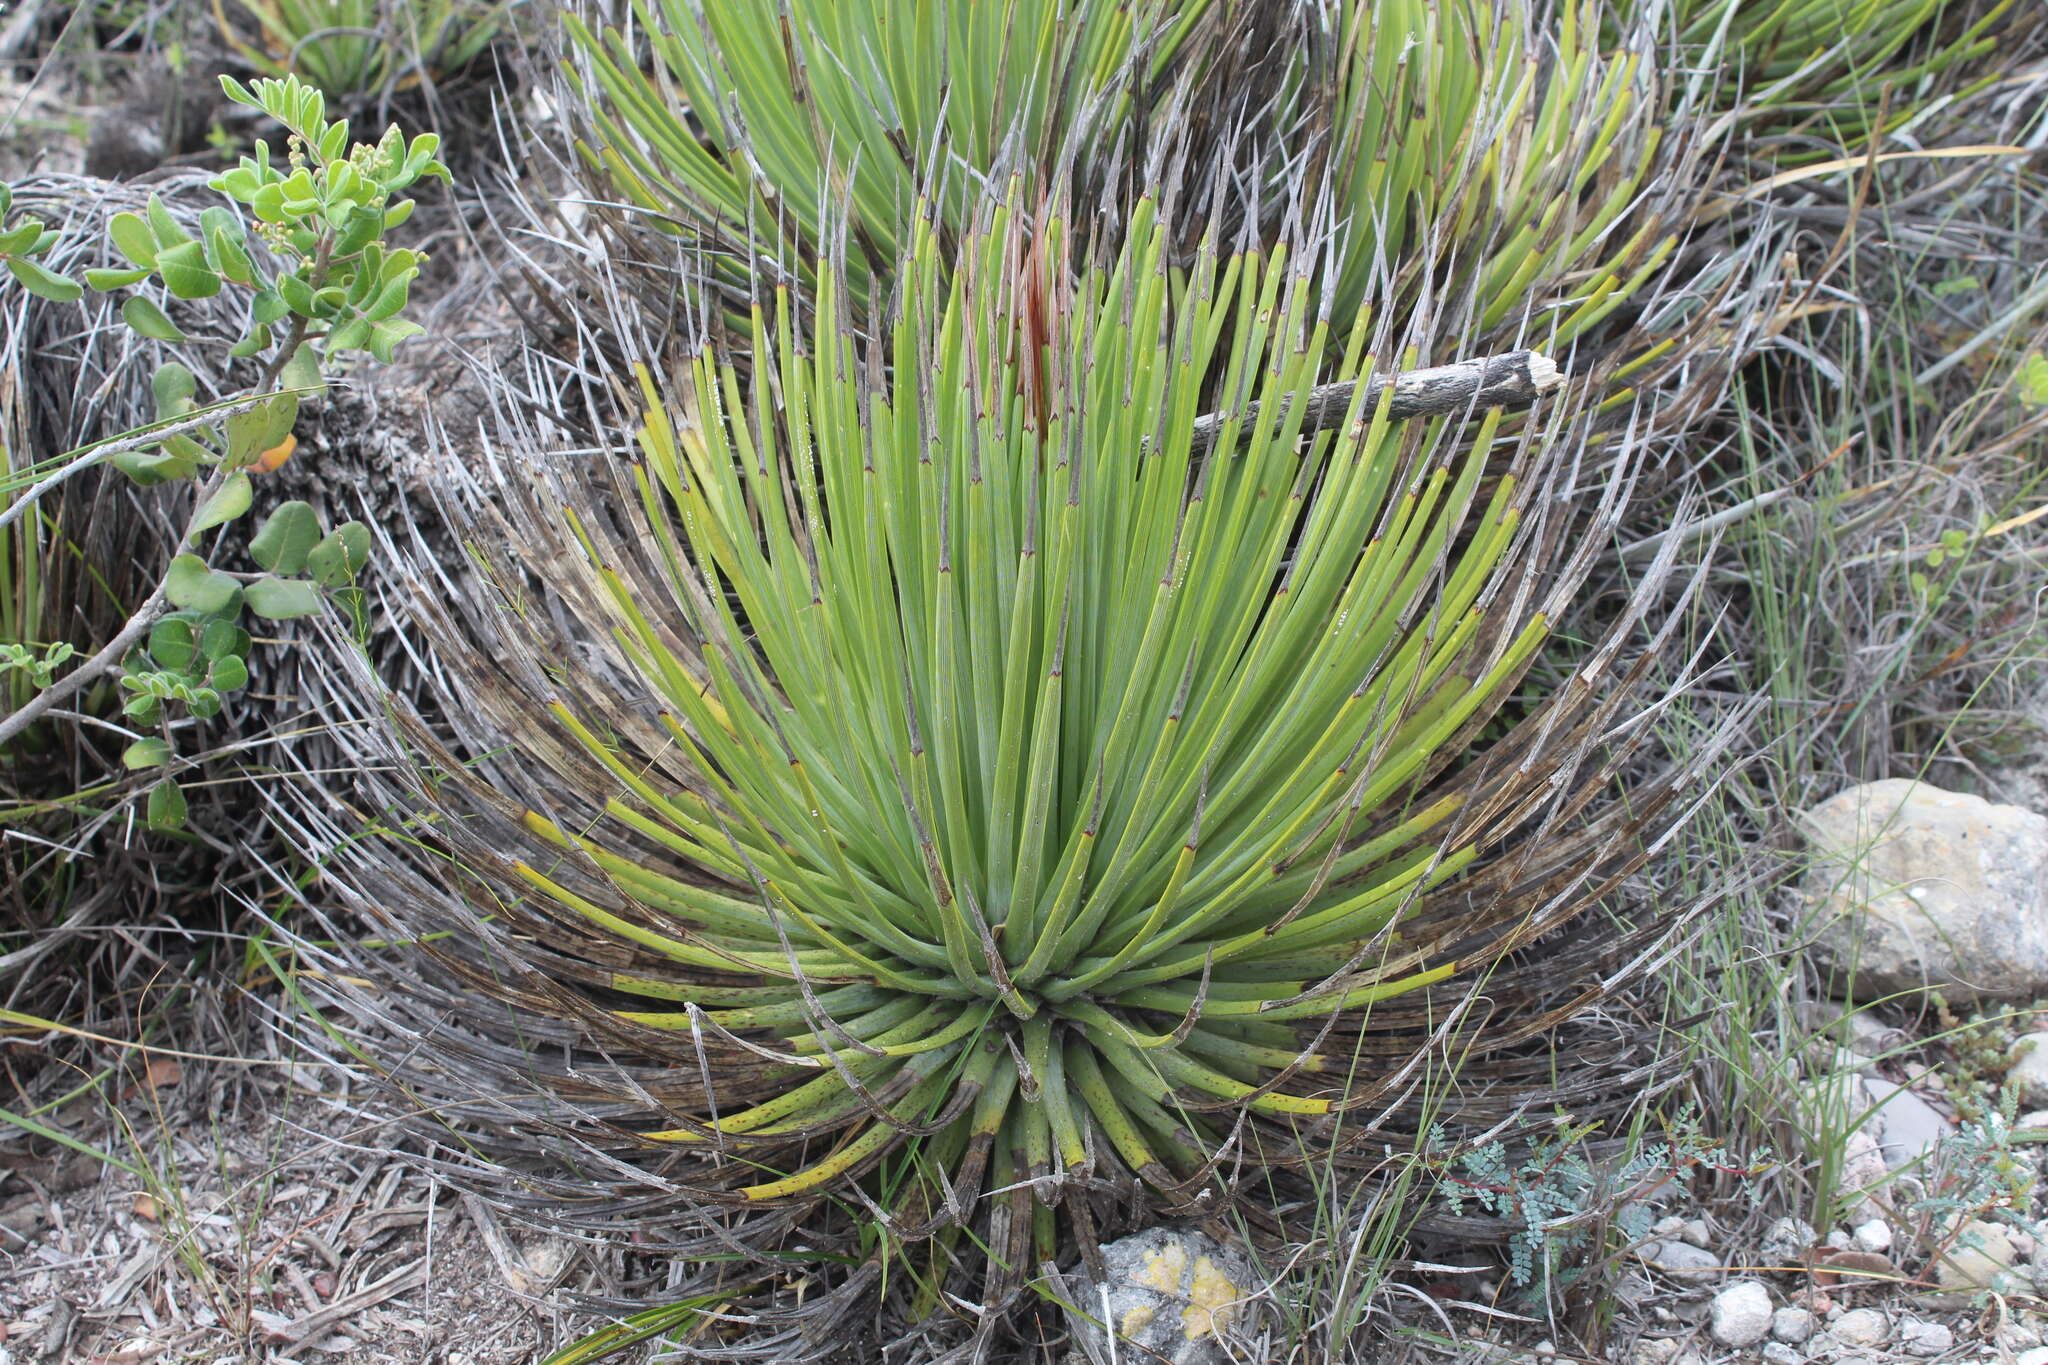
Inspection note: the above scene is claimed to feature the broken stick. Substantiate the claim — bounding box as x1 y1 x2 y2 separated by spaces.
1188 349 1563 456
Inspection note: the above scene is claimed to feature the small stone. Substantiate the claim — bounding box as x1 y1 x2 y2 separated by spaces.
1761 1217 1818 1267
1863 1077 1958 1169
1631 1338 1680 1365
1830 1308 1889 1348
1681 1218 1713 1250
1637 1239 1723 1284
1773 1307 1817 1344
1934 1221 2019 1292
1902 1322 1954 1357
2018 1111 2048 1133
1534 1342 1555 1357
1762 1345 1801 1365
1836 1131 1890 1218
1852 1220 1893 1254
1064 1228 1259 1365
1997 1324 2043 1352
1654 1214 1687 1238
1712 1282 1774 1348
2015 1347 2048 1365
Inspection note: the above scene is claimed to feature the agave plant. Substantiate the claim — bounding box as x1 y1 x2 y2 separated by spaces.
214 0 515 104
1663 0 2011 132
564 0 1676 349
563 0 1222 317
281 168 1719 1350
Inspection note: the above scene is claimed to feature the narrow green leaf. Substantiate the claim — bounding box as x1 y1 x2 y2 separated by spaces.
145 193 190 248
84 266 153 290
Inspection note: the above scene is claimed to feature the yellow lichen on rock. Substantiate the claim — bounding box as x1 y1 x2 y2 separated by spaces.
1132 1241 1190 1294
1182 1254 1245 1338
1128 1240 1245 1341
1120 1304 1157 1336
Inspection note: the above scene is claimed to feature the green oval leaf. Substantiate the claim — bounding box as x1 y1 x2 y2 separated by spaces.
122 296 188 342
200 618 250 662
249 500 321 574
307 521 371 586
164 553 244 613
146 778 188 832
154 241 221 300
123 738 173 770
207 654 250 692
147 616 199 671
152 362 197 416
190 471 253 541
244 576 325 619
110 211 158 267
227 393 299 469
6 256 82 302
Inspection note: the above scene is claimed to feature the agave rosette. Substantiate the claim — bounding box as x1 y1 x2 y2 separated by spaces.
287 176 1716 1316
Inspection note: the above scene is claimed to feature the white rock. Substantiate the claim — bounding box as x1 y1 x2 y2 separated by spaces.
1636 1238 1723 1284
1852 1220 1893 1253
1063 1228 1259 1365
1835 1129 1891 1219
1772 1307 1817 1344
1934 1220 2019 1292
2018 1111 2048 1134
1798 780 2048 1004
1761 1346 1801 1365
1680 1218 1713 1249
1761 1217 1817 1267
1631 1338 1680 1365
1902 1321 1955 1357
1862 1077 1957 1168
1711 1281 1774 1347
2014 1347 2048 1365
1653 1214 1687 1238
2000 1323 2045 1352
2011 1034 2048 1109
1830 1308 1890 1348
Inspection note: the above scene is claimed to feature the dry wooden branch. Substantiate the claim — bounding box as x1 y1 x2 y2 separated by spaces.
1189 349 1563 455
